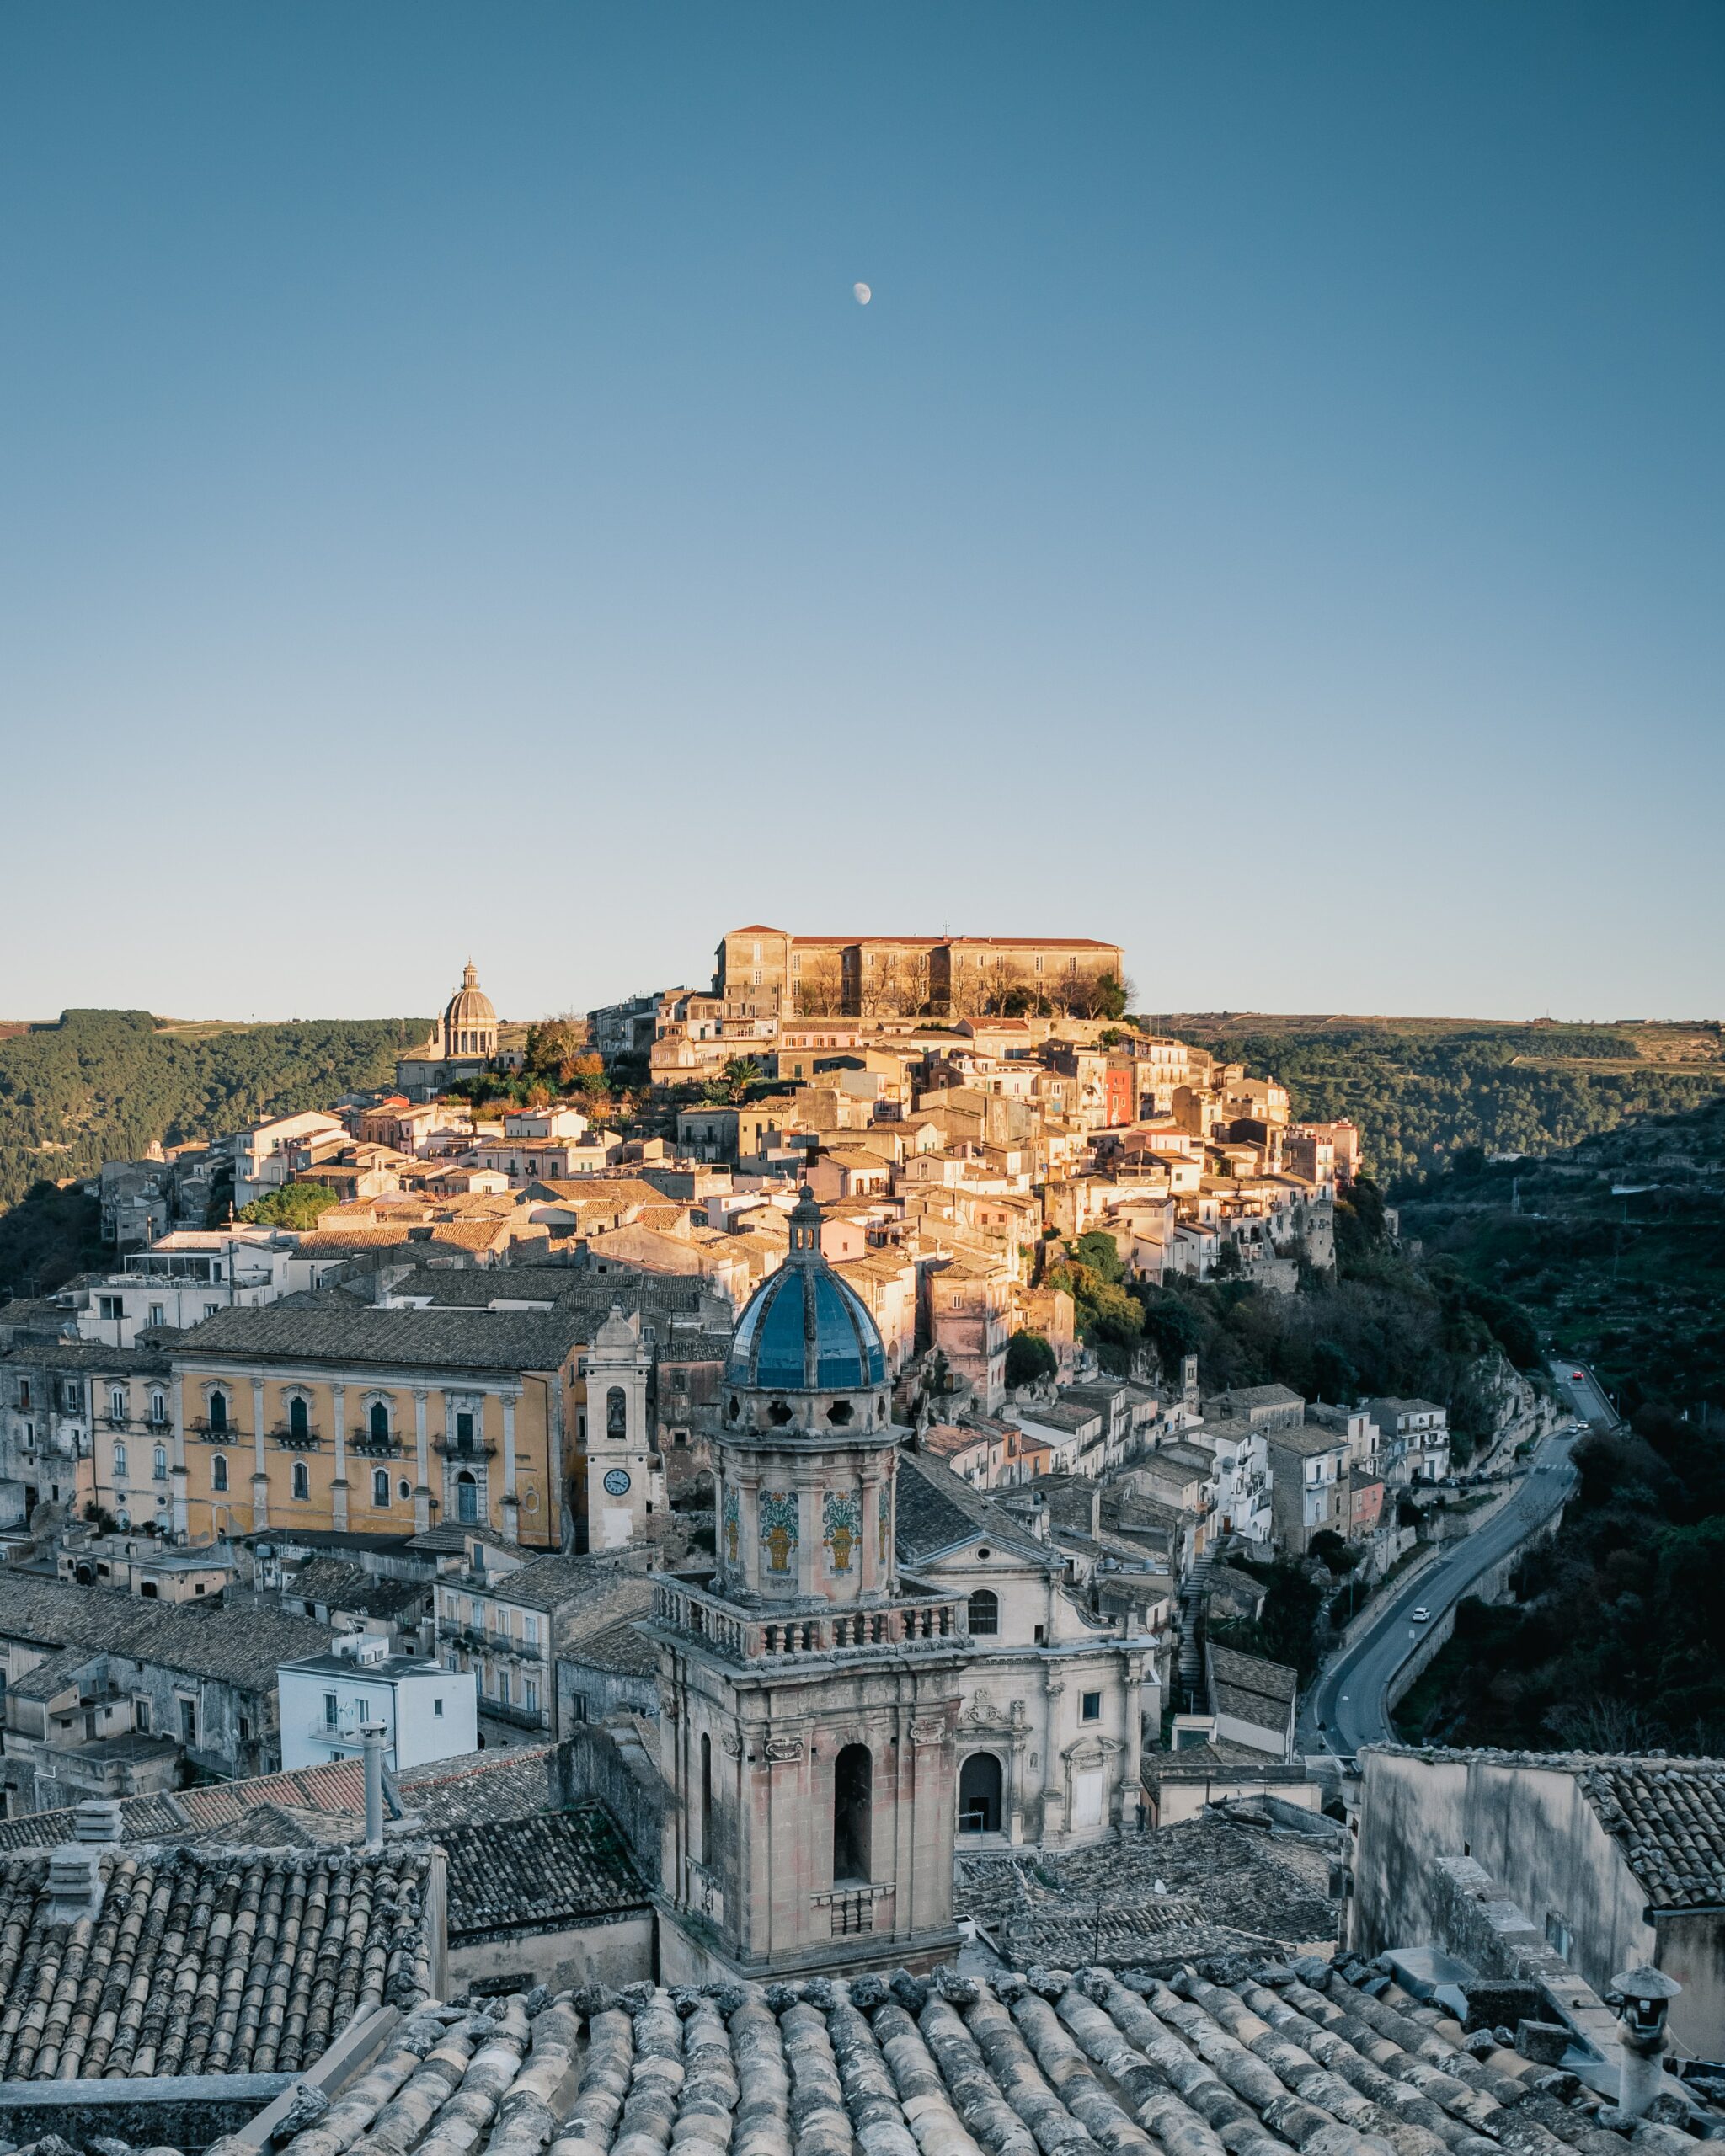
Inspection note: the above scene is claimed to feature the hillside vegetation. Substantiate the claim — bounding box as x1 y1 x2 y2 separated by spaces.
1053 1181 1539 1466
1391 1094 1725 1753
1146 1014 1723 1181
0 1010 425 1210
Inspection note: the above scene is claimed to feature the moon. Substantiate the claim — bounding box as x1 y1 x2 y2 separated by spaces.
853 281 872 305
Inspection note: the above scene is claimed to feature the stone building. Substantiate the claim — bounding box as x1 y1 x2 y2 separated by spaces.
1264 1420 1348 1554
712 925 1126 1022
0 1572 329 1810
168 1295 578 1549
650 1190 969 1982
430 1537 649 1748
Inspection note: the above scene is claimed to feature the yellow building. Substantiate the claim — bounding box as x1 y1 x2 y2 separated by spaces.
168 1299 580 1550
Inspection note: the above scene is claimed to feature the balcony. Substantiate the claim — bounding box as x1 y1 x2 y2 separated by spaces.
350 1429 403 1457
187 1419 239 1444
435 1435 498 1460
479 1697 551 1732
271 1426 323 1451
649 1574 966 1664
308 1716 374 1745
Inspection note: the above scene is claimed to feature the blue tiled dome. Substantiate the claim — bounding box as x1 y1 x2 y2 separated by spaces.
725 1193 886 1392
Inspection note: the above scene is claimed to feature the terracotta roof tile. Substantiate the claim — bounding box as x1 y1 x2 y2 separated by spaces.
0 1844 430 2080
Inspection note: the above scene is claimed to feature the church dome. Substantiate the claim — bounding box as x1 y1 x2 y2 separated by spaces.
726 1190 885 1392
444 961 496 1036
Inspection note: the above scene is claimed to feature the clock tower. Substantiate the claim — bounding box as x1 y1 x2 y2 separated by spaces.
583 1306 655 1551
651 1189 971 1983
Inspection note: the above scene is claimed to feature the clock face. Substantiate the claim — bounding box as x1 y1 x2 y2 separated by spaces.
602 1468 632 1497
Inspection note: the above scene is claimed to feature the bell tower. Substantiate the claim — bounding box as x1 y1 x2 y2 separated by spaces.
582 1307 654 1551
651 1190 969 1983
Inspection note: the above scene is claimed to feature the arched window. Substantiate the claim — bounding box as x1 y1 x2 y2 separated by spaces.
211 1454 228 1492
959 1751 1003 1834
967 1588 1000 1636
152 1445 167 1481
457 1470 478 1524
370 1400 390 1444
113 1441 128 1479
208 1391 228 1435
291 1460 310 1501
288 1396 309 1441
109 1386 126 1422
832 1743 872 1884
150 1391 166 1425
606 1387 627 1438
373 1468 390 1508
701 1732 713 1864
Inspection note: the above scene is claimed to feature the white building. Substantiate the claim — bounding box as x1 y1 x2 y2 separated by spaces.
503 1105 588 1141
895 1451 1165 1848
1185 1414 1271 1546
1367 1396 1452 1484
233 1112 348 1210
278 1630 477 1773
76 1230 344 1348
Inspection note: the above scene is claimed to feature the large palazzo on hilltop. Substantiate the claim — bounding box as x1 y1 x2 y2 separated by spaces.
649 1189 973 1982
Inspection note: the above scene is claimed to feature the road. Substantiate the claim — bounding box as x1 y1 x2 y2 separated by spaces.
1548 1357 1619 1431
1298 1427 1579 1757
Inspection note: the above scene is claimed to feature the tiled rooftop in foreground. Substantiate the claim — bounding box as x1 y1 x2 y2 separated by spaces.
197 1955 1720 2156
0 1842 433 2080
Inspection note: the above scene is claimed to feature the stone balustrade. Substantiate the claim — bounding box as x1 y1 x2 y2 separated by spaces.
652 1575 965 1662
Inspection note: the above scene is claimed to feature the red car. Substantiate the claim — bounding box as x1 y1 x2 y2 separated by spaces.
1573 1370 1585 1381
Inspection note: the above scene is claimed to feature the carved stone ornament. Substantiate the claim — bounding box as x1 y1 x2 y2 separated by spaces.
910 1719 948 1745
967 1688 999 1725
720 1730 743 1758
764 1735 804 1763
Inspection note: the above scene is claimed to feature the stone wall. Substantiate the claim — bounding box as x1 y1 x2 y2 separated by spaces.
451 1907 654 1994
559 1722 665 1884
0 2073 295 2151
1350 1750 1652 2054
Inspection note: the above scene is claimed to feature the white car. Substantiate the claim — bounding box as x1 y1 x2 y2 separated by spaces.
1411 1606 1432 1623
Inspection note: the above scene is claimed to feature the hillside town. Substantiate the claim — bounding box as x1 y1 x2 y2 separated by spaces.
0 934 1718 2145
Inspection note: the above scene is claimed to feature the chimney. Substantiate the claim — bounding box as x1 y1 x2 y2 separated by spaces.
74 1798 122 1845
1605 1965 1683 2124
360 1722 387 1852
48 1836 106 1919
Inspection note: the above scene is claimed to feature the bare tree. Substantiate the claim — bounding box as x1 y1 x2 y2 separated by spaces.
797 953 845 1017
873 947 907 1018
1543 1699 1669 1753
985 953 1029 1016
907 951 932 1016
948 955 985 1021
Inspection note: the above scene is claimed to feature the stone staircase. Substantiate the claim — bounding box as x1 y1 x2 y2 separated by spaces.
1176 1548 1212 1710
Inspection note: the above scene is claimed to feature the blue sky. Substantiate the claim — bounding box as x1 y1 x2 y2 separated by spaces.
2 3 1719 1022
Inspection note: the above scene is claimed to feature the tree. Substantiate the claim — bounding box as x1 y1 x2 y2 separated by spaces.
522 1015 590 1086
1005 1331 1057 1386
1311 1340 1359 1403
238 1182 339 1230
798 954 845 1016
568 1051 608 1099
906 952 933 1015
1308 1528 1359 1574
700 1056 761 1106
